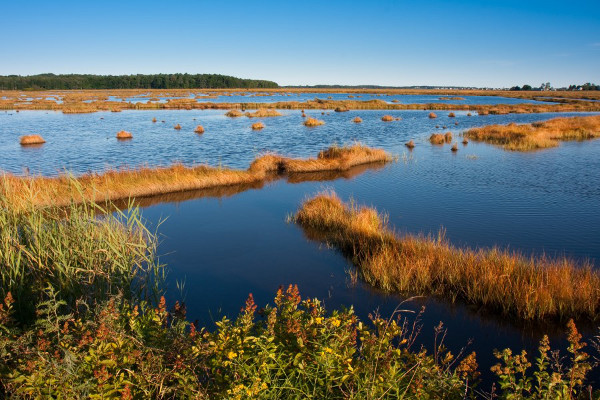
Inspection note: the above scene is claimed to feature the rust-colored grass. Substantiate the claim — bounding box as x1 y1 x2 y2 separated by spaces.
429 134 445 144
19 135 46 146
464 115 600 151
294 192 600 321
448 112 456 118
225 110 244 117
245 109 282 118
353 116 362 123
174 124 181 130
444 132 453 143
429 112 437 119
1 145 392 208
116 131 132 140
251 122 265 130
405 140 415 149
194 125 205 134
304 117 325 127
381 115 394 122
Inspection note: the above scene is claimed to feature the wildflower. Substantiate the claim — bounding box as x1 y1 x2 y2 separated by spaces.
330 317 341 327
227 351 238 360
315 317 323 325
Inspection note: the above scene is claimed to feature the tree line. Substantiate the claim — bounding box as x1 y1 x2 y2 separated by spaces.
0 73 279 90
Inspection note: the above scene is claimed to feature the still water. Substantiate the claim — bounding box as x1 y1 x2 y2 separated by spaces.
1 108 599 387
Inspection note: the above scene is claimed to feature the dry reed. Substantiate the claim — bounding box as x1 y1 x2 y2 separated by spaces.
225 110 244 117
429 134 445 144
245 109 282 118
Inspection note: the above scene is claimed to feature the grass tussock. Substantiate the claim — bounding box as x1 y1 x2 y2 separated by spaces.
152 117 157 123
174 124 181 130
444 132 453 143
19 135 45 146
465 115 600 151
194 125 205 134
294 192 600 321
245 109 282 118
448 112 456 118
304 117 325 127
353 116 362 123
405 140 415 149
381 115 394 122
429 112 437 119
225 109 244 117
251 122 265 130
116 130 132 140
1 145 392 208
429 133 445 144
451 143 458 152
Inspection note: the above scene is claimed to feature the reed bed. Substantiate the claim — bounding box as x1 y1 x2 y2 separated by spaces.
116 130 132 140
303 117 325 127
294 192 600 321
0 190 162 322
19 135 45 146
1 145 392 208
251 122 265 130
464 115 600 151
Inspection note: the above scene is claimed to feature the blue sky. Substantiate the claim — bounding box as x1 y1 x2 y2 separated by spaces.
1 0 599 87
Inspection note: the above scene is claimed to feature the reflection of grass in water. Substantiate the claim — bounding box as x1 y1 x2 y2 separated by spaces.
294 191 600 322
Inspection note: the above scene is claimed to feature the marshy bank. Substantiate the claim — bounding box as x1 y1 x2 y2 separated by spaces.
1 144 392 208
294 191 600 322
464 114 600 151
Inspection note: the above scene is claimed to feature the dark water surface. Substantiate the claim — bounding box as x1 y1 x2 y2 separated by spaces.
2 108 600 388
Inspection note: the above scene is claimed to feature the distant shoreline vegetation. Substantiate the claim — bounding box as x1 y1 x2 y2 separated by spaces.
0 73 279 90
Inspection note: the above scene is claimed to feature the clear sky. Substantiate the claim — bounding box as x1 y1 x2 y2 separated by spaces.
1 0 599 87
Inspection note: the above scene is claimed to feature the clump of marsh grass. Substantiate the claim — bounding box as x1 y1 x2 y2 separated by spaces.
251 122 265 130
334 107 349 112
194 125 205 134
152 117 157 123
19 135 46 146
353 116 362 123
245 109 282 118
467 112 472 117
444 132 453 143
405 140 415 149
225 110 244 118
448 112 456 118
381 115 394 122
294 192 600 321
116 130 133 140
465 115 600 151
174 124 182 130
462 137 469 144
429 133 445 144
429 112 437 119
451 143 458 152
304 117 325 127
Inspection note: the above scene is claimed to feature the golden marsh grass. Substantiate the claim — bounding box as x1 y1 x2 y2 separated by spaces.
116 130 132 140
294 192 600 321
465 115 600 151
19 135 46 146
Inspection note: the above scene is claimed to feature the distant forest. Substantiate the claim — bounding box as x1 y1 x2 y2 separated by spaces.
0 73 279 90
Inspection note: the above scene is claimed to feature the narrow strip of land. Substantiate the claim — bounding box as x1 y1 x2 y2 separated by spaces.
1 144 392 209
294 191 600 321
464 115 600 151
